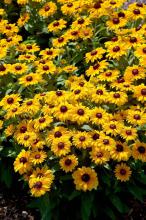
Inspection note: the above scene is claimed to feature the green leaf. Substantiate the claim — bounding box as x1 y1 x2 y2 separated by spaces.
105 206 117 220
109 195 129 213
68 190 81 201
0 162 13 188
81 193 94 220
128 185 144 202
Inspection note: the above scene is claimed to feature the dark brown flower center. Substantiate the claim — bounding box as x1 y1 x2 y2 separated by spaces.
77 109 84 115
141 89 146 96
91 50 97 56
12 108 17 112
26 45 32 49
60 106 67 113
110 124 116 129
96 152 103 157
112 18 120 24
120 169 126 175
81 173 90 182
96 89 103 95
26 76 33 81
43 65 49 71
20 126 27 133
103 139 109 145
65 159 72 166
126 130 132 135
79 136 85 142
78 18 85 24
132 69 139 75
47 51 53 55
54 131 62 138
45 6 50 11
96 113 102 118
93 63 100 70
20 157 27 163
134 114 141 120
24 135 30 140
94 2 101 9
136 3 143 7
7 97 14 104
92 133 99 140
58 37 64 43
0 65 6 71
39 118 46 123
116 144 124 152
34 181 42 189
74 89 81 94
106 72 112 77
130 37 137 43
58 142 65 149
35 154 41 159
138 146 145 154
133 9 140 15
118 12 125 18
111 36 118 42
56 91 62 96
113 93 120 98
53 21 59 27
113 46 120 52
15 65 22 70
26 101 33 105
67 3 73 7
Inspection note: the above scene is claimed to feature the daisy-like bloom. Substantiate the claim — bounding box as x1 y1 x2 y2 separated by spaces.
114 163 132 182
3 23 19 36
89 1 107 19
53 102 72 122
34 115 53 131
30 151 47 165
97 135 116 151
106 13 127 30
16 131 37 148
59 154 78 173
110 142 131 162
14 150 31 175
127 3 146 20
11 63 28 75
69 104 90 125
89 130 105 147
71 17 91 30
90 146 110 165
102 120 123 137
51 137 71 157
52 35 69 48
17 0 28 4
86 60 108 77
108 91 128 106
18 54 36 62
17 13 30 27
31 137 46 150
134 44 146 59
48 19 67 33
0 64 11 76
106 42 128 60
36 61 56 75
0 94 21 110
90 85 108 104
72 167 98 191
23 43 40 53
133 84 146 103
90 107 109 126
47 126 71 144
65 28 79 41
61 2 78 16
72 131 92 149
126 109 146 126
97 69 119 82
124 33 144 49
20 98 41 115
30 166 54 179
85 47 106 63
39 48 61 60
19 73 44 87
63 65 78 74
120 126 137 142
103 0 125 9
79 27 94 40
4 105 21 120
39 2 57 17
132 141 146 162
29 176 54 197
124 66 145 82
4 124 15 137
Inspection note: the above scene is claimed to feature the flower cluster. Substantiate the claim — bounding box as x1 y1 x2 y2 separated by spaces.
0 0 146 197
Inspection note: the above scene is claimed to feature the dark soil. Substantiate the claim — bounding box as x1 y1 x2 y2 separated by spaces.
0 184 40 220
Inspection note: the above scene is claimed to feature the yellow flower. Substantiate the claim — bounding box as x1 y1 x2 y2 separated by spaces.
133 84 146 103
110 142 131 162
30 151 47 165
17 13 30 27
90 107 109 125
19 73 44 87
51 137 71 157
85 47 106 63
90 147 110 165
36 61 56 75
69 104 90 125
72 167 98 191
102 120 123 137
132 141 146 162
14 150 31 175
120 126 137 142
59 155 78 172
29 176 54 197
11 63 28 75
86 60 108 77
0 94 21 110
47 126 71 144
53 102 72 122
73 131 92 149
30 166 54 179
39 48 61 60
39 2 57 17
52 35 68 48
106 42 128 60
48 19 67 33
114 163 132 182
124 66 145 82
126 109 146 126
34 115 53 131
108 91 128 106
